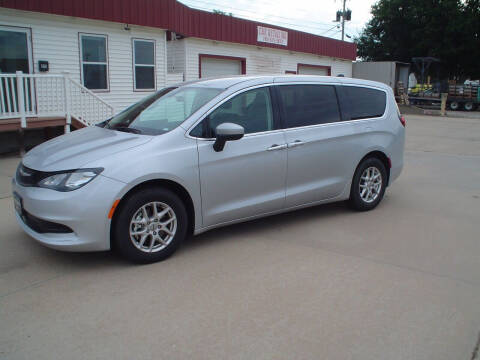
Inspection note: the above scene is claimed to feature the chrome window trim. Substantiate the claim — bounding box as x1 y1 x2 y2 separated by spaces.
193 128 286 142
185 81 390 140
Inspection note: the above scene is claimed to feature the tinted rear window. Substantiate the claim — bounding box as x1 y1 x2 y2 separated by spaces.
343 86 386 120
277 85 340 128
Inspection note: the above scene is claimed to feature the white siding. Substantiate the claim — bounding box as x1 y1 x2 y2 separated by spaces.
181 38 352 81
0 8 167 113
166 73 184 86
166 38 186 77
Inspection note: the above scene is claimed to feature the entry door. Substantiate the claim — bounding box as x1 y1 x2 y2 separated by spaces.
0 26 34 114
195 86 287 227
276 84 354 207
0 26 33 74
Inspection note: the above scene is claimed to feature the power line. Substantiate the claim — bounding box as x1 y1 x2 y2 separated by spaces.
180 0 337 31
186 5 333 34
321 24 340 35
182 0 336 28
188 5 331 31
227 0 335 26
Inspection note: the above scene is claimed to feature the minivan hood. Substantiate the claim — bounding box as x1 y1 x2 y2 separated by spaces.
23 126 152 171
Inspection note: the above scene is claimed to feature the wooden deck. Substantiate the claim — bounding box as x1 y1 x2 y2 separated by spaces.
0 117 86 132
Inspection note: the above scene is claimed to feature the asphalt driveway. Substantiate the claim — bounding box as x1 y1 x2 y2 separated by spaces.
1 114 480 360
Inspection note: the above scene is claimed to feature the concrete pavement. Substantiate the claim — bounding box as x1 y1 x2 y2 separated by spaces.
1 115 480 359
0 155 19 199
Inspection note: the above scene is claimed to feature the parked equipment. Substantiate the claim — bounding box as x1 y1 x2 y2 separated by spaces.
409 81 479 111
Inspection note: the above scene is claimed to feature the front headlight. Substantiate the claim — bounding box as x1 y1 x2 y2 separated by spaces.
38 168 103 191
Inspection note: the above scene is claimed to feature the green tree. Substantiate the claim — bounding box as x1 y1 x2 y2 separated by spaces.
356 0 480 78
213 9 233 16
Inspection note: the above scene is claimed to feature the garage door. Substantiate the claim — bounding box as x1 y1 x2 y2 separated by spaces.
200 57 242 78
297 65 329 76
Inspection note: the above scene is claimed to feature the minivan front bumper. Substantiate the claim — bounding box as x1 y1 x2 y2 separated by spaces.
12 174 125 252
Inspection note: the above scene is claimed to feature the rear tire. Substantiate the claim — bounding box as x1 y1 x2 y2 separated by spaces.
349 158 387 211
449 101 459 111
464 102 474 111
113 188 188 263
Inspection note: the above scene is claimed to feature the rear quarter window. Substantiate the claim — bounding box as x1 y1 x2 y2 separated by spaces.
342 86 386 120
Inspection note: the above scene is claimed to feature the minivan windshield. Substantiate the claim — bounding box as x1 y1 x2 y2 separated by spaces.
105 86 223 135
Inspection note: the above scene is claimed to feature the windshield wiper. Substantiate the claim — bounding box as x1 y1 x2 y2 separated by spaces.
111 127 142 134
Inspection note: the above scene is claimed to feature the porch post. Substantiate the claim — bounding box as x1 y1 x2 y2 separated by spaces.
16 71 26 128
62 71 71 133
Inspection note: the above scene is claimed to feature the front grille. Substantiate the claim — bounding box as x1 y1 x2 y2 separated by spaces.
20 209 73 234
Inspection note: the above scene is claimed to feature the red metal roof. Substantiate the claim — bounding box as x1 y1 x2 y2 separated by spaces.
0 0 357 60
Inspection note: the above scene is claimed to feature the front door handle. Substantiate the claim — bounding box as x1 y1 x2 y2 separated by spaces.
267 144 287 151
288 140 305 148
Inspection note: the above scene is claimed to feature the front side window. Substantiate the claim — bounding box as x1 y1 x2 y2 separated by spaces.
105 86 223 135
192 87 274 137
80 33 108 90
343 86 386 120
133 39 155 90
278 84 340 128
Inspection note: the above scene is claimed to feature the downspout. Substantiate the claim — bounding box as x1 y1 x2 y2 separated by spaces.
164 31 168 87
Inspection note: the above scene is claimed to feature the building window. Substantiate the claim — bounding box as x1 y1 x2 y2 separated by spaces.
79 33 109 91
133 39 156 91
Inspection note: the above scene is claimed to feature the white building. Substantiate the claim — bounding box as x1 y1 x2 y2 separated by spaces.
0 0 356 134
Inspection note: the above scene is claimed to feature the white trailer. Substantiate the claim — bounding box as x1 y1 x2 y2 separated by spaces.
352 61 410 93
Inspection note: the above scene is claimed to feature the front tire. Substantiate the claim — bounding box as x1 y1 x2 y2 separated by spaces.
113 188 188 263
349 158 387 211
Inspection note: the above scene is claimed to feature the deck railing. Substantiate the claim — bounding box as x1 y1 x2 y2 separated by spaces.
0 71 114 132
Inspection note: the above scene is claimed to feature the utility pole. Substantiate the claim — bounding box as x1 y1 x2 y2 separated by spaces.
335 0 351 41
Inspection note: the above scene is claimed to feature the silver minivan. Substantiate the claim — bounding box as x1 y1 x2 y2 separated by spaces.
12 75 405 263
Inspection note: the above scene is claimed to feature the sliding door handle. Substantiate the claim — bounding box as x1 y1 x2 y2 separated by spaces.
267 144 287 151
288 140 305 148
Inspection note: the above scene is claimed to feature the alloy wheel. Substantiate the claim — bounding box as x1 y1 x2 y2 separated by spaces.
129 201 177 253
359 166 383 203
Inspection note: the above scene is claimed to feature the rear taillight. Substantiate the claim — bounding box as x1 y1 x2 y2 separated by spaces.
399 115 406 127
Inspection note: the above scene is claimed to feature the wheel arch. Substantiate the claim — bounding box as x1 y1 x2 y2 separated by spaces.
356 150 391 185
110 179 196 247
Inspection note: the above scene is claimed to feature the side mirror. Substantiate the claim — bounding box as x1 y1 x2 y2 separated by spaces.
213 123 244 152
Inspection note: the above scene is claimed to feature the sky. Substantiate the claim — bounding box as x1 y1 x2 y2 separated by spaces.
179 0 377 42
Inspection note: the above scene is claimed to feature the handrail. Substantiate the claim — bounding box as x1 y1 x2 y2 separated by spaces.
68 77 114 109
0 71 114 131
0 73 64 78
